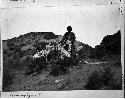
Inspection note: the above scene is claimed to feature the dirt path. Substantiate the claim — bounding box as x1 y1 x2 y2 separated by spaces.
85 61 109 64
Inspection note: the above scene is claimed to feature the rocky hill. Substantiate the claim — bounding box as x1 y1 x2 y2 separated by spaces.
100 30 121 55
3 32 93 59
89 30 121 59
2 30 121 66
2 30 121 67
2 31 122 91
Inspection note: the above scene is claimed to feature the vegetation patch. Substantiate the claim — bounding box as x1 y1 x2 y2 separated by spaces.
85 66 122 90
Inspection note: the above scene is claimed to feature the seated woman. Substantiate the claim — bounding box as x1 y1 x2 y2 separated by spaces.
60 26 76 57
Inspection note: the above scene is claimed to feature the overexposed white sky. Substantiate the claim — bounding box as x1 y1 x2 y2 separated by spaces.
2 0 123 47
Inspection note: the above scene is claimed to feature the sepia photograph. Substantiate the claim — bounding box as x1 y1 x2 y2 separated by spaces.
1 0 124 98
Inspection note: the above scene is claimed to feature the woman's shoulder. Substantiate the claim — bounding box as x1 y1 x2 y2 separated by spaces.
71 32 75 35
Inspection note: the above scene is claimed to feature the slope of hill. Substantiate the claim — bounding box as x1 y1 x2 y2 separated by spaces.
2 32 92 59
100 30 121 55
6 32 58 45
89 30 121 60
2 31 122 91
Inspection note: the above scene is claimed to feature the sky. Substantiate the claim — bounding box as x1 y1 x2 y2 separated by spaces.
1 0 123 47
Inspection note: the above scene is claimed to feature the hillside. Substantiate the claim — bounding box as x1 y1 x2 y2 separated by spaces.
3 32 93 61
88 30 121 60
3 32 91 51
100 30 121 55
2 31 122 91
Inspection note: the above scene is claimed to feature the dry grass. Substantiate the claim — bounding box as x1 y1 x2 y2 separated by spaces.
2 48 122 91
85 63 122 90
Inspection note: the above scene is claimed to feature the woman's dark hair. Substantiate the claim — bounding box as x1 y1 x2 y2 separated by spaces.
67 26 72 31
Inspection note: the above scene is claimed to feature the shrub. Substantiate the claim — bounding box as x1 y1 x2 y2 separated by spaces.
108 76 122 90
47 49 61 61
49 57 74 76
85 67 122 90
102 67 114 86
49 63 62 76
84 70 104 90
25 56 48 75
34 42 47 51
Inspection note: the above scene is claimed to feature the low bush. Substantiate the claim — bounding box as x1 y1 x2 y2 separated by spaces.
25 56 48 75
84 70 104 90
49 57 74 76
85 67 122 90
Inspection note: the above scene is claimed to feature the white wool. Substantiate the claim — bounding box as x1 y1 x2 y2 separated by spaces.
61 47 70 58
33 42 72 60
